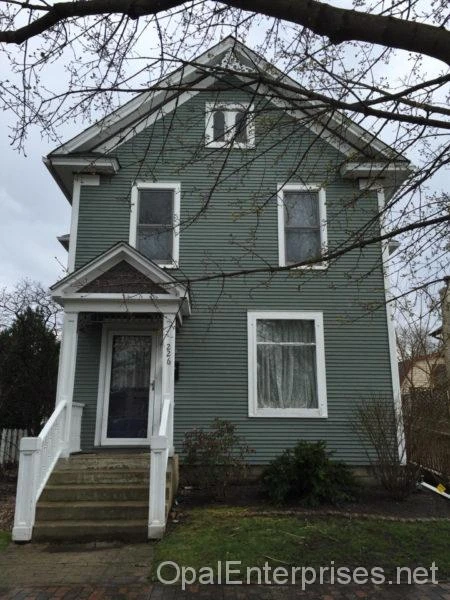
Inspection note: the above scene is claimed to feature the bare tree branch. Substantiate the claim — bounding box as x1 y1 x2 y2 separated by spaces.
1 0 449 65
179 213 450 285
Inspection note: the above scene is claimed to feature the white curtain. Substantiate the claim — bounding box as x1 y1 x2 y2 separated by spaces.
110 335 152 391
257 320 318 409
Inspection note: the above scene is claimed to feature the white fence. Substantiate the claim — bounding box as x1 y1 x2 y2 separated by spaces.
0 428 27 466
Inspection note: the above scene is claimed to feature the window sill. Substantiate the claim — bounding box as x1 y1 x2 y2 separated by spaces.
205 141 255 150
158 261 178 270
249 408 328 418
281 262 329 271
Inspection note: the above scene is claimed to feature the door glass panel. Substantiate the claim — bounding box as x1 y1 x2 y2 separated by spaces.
107 335 152 439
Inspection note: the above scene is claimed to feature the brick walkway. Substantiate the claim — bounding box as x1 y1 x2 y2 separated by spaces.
0 540 151 595
0 542 449 599
0 582 450 599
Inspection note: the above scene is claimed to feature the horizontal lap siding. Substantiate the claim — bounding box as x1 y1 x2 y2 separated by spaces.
74 89 393 463
73 323 102 450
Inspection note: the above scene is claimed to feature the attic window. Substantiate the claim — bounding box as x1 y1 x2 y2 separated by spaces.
206 103 254 148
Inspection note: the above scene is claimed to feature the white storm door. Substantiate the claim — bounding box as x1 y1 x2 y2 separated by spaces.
101 332 156 446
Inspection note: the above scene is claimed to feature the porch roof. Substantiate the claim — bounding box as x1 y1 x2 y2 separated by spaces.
50 242 191 319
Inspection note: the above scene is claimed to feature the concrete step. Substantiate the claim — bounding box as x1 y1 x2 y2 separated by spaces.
32 452 177 542
48 469 149 485
55 453 150 471
36 500 148 522
33 519 149 542
40 484 149 502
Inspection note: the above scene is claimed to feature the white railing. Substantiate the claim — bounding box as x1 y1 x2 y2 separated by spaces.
0 428 27 466
12 399 84 542
148 395 173 539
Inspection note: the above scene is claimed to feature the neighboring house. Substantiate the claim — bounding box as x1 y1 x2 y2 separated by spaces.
13 37 411 542
431 277 450 385
443 278 450 383
399 353 446 394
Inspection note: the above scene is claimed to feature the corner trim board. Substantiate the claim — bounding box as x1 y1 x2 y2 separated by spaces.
377 187 406 464
67 174 100 273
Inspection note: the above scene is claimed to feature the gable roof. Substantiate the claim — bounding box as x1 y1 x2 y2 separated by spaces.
50 242 191 316
45 36 411 201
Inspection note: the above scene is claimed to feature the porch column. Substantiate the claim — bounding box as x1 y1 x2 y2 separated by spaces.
55 311 79 457
161 313 176 456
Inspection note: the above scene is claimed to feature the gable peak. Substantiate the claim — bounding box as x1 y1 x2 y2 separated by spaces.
217 46 255 74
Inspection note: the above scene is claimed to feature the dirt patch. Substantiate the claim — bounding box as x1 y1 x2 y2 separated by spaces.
176 479 450 520
0 468 17 532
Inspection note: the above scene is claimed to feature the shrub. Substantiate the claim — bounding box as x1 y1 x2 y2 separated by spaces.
261 440 358 506
182 418 253 497
353 395 422 500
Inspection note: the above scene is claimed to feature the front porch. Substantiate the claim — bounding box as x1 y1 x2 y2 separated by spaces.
12 243 190 542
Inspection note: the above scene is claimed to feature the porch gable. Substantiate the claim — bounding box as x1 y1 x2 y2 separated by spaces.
50 242 191 318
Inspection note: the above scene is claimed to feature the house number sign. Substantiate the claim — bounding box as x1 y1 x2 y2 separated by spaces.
166 343 172 366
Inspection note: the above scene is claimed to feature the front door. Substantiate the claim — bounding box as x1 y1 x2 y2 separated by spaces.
101 332 156 445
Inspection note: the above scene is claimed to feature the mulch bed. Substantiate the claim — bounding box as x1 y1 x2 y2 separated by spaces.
0 468 17 532
176 479 450 520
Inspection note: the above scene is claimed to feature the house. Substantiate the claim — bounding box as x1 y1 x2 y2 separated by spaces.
13 37 411 542
431 276 450 385
399 353 446 394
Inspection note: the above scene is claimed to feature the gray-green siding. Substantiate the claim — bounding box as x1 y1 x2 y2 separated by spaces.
72 88 393 464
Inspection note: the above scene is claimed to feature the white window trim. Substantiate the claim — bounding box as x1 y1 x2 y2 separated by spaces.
130 181 180 269
248 310 328 418
205 102 255 149
277 183 328 270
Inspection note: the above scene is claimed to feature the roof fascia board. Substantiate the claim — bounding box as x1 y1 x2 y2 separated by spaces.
48 156 120 173
341 161 413 179
244 82 355 157
229 42 402 160
92 83 209 154
51 37 236 156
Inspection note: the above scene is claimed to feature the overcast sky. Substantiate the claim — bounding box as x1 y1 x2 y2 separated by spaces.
0 9 447 293
0 125 73 289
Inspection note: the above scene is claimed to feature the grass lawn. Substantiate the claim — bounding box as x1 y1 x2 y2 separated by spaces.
152 507 450 582
0 531 10 551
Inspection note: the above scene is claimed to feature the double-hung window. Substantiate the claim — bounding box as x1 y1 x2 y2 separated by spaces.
248 311 327 418
277 184 327 268
130 182 180 267
205 103 255 148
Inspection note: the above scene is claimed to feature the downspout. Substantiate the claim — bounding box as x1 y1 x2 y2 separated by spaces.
420 481 450 500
